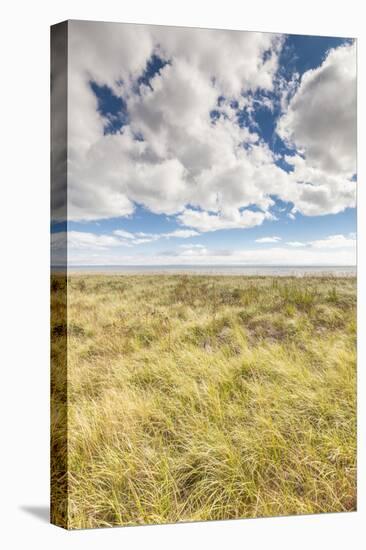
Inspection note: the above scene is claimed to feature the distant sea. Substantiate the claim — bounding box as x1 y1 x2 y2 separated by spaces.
64 265 356 277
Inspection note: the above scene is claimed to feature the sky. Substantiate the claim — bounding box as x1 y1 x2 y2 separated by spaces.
51 21 357 266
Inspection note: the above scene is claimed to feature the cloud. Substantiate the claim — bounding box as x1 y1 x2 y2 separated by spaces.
153 26 284 97
280 154 356 216
256 236 281 243
67 231 129 249
52 228 201 264
180 243 206 249
179 246 210 257
65 21 288 226
308 234 356 249
276 42 356 217
286 234 356 249
113 228 199 244
164 229 199 239
178 208 273 232
112 229 135 240
278 43 356 175
66 242 356 267
63 22 356 232
286 241 307 247
58 230 356 267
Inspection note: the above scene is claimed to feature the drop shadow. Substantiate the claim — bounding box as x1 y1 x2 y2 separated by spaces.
20 505 50 523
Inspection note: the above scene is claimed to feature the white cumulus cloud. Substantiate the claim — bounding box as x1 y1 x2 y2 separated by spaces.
178 208 273 232
60 22 356 235
277 42 356 217
256 236 281 243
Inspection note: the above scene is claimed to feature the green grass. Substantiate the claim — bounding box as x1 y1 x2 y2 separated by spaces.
51 274 356 528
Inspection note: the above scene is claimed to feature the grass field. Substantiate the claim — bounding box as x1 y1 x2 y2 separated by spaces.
51 274 356 529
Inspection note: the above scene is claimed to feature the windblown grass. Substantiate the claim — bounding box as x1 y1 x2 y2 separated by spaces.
51 274 356 528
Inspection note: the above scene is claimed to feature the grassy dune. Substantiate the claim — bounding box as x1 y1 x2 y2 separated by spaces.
51 274 356 528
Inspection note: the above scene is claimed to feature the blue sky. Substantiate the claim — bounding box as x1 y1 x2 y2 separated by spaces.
52 23 356 265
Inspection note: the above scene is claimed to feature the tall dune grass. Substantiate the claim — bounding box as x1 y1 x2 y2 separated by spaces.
51 274 356 528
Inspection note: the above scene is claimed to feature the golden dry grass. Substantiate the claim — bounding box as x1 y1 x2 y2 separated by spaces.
51 274 356 529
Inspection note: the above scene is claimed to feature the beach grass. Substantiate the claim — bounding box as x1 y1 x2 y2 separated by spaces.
51 274 356 528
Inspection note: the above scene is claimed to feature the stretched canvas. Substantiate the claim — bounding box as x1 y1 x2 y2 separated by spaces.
51 20 357 529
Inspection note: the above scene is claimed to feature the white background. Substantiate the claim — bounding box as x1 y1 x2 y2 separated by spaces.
0 0 364 548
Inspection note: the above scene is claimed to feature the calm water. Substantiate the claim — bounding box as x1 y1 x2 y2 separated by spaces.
64 265 356 277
